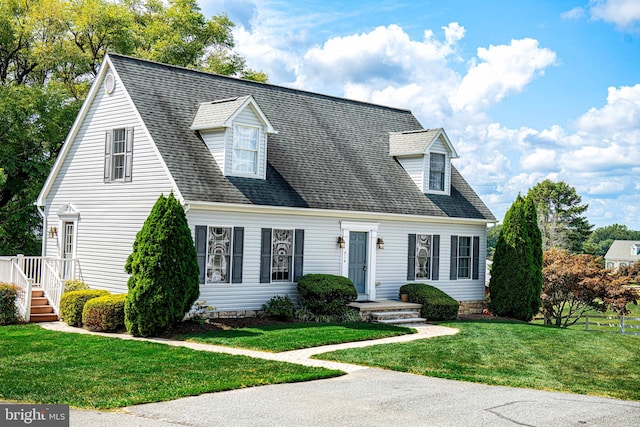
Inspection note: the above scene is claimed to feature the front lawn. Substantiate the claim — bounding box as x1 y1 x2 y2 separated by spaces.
177 322 413 352
0 324 342 409
316 320 640 401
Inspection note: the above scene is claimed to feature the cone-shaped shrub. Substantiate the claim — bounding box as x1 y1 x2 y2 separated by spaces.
124 194 200 337
489 194 541 321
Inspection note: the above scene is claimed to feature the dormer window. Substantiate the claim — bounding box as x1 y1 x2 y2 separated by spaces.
233 125 259 174
429 153 446 191
389 128 458 196
190 95 275 180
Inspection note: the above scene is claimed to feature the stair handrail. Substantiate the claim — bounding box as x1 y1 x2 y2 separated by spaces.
10 258 33 322
43 259 64 316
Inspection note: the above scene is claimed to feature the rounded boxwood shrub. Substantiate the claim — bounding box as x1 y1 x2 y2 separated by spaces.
261 295 295 320
0 282 19 325
60 289 109 327
399 283 459 321
297 274 357 316
63 279 89 293
82 294 127 332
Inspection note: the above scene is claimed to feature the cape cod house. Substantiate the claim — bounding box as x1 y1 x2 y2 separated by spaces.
32 53 495 318
604 240 640 270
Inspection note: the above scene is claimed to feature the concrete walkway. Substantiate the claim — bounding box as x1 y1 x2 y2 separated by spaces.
36 322 640 426
40 321 458 372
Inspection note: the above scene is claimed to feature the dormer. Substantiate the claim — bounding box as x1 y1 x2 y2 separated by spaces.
389 128 458 196
191 95 275 179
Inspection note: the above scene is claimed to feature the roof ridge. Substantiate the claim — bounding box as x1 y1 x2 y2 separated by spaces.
107 52 413 114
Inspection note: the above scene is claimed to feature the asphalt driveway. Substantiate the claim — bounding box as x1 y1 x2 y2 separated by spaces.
71 368 640 426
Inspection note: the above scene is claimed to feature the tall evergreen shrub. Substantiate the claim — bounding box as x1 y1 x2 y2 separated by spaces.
524 195 543 316
489 195 541 321
124 194 200 337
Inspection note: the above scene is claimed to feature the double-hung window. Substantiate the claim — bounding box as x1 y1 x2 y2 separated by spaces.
450 235 480 280
429 153 446 191
232 125 259 174
457 236 472 279
104 127 133 182
415 234 432 279
260 228 305 283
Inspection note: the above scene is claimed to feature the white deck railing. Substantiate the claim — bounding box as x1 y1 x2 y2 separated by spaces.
0 255 74 320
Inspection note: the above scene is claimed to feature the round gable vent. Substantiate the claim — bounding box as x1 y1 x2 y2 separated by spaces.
104 73 116 94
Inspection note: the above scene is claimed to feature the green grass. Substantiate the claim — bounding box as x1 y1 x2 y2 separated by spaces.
315 320 640 401
0 324 342 409
177 322 413 352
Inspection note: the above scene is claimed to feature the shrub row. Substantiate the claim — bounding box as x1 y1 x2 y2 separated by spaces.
0 282 19 325
297 274 357 316
60 289 126 332
399 283 459 321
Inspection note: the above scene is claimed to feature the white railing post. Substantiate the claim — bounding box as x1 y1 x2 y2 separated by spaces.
585 315 589 331
621 316 625 334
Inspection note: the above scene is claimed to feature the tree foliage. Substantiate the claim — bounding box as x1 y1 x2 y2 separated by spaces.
526 179 592 253
0 0 265 255
541 248 639 327
124 193 199 337
486 223 501 260
583 224 640 257
488 195 542 321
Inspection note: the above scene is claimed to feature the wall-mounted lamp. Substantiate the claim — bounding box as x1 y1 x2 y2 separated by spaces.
48 226 58 238
337 236 345 248
377 237 385 249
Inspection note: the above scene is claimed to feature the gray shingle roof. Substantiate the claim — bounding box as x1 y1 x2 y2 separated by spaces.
605 240 640 262
389 128 442 156
191 96 251 130
108 53 494 221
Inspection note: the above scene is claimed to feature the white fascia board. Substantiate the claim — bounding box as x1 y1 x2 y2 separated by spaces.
430 128 459 159
190 123 227 131
227 95 276 134
37 57 112 207
37 54 184 206
185 200 496 226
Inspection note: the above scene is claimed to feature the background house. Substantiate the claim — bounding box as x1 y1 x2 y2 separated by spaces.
37 54 495 316
605 240 640 269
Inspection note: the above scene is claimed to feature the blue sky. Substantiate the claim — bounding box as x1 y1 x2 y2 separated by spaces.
199 0 640 230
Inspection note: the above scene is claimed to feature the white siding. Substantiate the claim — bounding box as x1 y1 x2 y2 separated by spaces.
43 69 175 293
189 208 487 311
397 157 424 191
430 137 447 152
200 130 226 173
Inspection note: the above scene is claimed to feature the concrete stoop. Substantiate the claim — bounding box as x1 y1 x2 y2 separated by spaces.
349 300 426 326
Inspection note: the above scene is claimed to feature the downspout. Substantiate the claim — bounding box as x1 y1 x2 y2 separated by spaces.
36 203 47 257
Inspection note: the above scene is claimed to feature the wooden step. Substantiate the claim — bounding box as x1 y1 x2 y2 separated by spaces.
29 313 59 322
30 297 50 306
32 289 45 298
31 305 54 314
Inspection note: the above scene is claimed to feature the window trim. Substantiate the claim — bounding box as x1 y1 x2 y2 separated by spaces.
104 127 133 183
428 152 446 192
415 234 433 280
205 226 233 284
424 151 449 195
457 236 472 279
231 123 261 177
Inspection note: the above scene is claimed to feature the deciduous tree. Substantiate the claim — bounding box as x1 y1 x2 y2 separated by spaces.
541 248 639 327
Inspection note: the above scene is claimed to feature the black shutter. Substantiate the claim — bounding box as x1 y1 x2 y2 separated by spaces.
293 229 304 281
104 130 111 182
450 235 458 280
124 127 134 182
407 234 416 280
195 226 207 284
472 236 480 280
260 228 272 283
432 235 440 280
231 227 244 283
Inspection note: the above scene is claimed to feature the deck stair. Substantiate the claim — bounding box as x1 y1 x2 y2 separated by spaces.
29 289 58 322
349 300 426 326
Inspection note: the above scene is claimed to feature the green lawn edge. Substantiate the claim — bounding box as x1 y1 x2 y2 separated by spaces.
314 320 640 401
0 324 342 409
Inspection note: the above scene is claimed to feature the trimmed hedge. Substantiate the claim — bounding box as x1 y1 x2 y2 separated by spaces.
399 283 459 321
82 294 127 332
60 290 110 327
63 279 89 293
297 274 357 316
0 282 19 325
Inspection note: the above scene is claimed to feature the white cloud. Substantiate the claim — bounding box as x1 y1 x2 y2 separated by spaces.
561 7 586 20
574 84 640 132
449 39 557 113
589 0 640 31
520 149 558 171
